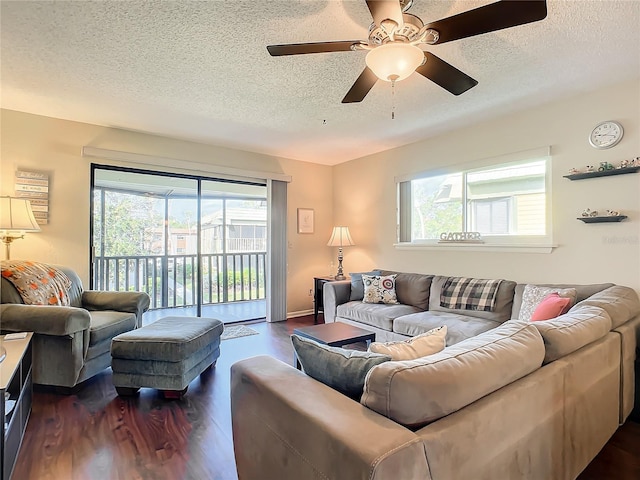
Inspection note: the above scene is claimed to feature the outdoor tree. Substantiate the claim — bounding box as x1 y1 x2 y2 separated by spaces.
412 175 463 239
99 191 163 256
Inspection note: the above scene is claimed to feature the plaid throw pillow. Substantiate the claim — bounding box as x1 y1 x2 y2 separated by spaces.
440 277 503 312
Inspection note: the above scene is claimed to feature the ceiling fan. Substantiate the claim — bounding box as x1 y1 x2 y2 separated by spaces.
267 0 547 103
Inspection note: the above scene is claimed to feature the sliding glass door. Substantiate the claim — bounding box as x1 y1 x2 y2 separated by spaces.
91 165 268 323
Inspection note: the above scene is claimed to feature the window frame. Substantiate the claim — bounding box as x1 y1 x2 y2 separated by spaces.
395 147 554 253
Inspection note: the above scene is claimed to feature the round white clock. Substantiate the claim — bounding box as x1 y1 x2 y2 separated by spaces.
589 121 623 149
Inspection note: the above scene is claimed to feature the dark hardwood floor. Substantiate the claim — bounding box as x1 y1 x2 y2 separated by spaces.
13 315 640 479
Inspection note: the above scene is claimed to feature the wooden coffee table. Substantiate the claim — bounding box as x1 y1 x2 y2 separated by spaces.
292 322 376 369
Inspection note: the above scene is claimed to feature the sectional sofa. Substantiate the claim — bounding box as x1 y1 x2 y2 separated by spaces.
231 270 640 480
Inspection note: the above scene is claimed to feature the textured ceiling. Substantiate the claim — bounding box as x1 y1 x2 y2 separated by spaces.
1 1 639 165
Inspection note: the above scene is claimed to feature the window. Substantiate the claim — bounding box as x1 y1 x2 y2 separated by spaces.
398 149 551 249
411 173 463 239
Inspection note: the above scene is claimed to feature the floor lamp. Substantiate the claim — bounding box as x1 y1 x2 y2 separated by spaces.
0 196 41 260
327 226 355 280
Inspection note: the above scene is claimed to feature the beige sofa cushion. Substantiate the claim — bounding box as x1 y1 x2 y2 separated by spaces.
532 305 612 364
361 321 544 428
369 326 447 360
575 285 640 329
428 276 516 322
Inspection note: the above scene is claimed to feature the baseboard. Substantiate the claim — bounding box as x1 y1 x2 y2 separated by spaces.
287 309 313 319
264 310 313 322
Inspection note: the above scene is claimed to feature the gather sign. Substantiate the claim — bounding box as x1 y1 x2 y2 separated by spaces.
438 232 484 243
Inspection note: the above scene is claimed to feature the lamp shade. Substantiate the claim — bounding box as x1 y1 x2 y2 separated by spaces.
0 197 41 233
327 226 355 247
365 43 425 82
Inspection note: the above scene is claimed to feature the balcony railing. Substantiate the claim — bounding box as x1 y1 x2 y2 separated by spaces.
225 238 266 252
92 252 266 309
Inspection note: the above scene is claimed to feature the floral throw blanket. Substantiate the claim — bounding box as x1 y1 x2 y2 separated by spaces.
1 260 72 306
439 276 503 312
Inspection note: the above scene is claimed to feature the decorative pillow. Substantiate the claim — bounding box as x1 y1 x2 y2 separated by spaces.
1 260 72 306
291 335 391 399
362 274 399 304
369 326 447 360
530 293 572 321
439 276 503 312
349 270 382 301
519 285 577 322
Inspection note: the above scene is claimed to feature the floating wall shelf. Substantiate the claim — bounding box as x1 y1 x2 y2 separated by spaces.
577 216 628 223
564 166 640 180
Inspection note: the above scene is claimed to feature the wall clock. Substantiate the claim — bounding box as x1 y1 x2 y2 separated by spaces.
589 121 623 149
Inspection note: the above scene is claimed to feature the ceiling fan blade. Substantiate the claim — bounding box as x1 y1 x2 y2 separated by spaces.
342 67 378 103
426 0 547 45
415 52 478 95
267 41 359 56
366 0 404 27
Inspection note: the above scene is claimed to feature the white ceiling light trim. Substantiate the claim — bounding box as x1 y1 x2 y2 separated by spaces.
365 43 425 82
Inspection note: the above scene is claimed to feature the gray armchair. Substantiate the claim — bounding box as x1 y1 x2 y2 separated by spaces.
0 263 150 390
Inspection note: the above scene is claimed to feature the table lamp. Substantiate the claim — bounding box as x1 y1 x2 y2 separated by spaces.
327 226 355 280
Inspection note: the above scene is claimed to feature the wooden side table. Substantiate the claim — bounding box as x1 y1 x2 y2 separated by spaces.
0 332 33 480
313 276 349 324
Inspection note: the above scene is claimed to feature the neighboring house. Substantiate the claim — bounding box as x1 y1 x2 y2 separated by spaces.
431 162 546 236
201 207 267 254
141 207 266 256
145 227 198 255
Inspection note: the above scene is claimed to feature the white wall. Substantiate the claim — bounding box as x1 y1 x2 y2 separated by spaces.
333 79 640 291
0 110 334 315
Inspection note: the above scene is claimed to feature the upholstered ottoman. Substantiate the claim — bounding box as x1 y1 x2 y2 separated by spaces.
110 316 224 398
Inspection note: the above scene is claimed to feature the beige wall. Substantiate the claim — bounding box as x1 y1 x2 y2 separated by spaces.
334 79 640 291
0 110 333 315
2 79 638 318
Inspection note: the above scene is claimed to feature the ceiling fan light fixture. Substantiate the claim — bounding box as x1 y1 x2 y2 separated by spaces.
365 43 424 82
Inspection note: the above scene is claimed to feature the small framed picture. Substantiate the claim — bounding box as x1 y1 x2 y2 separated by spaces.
297 208 314 234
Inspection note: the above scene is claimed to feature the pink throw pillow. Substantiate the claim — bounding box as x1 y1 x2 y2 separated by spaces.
530 293 572 321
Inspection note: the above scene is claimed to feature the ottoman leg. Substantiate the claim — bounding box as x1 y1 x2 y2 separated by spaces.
162 386 188 399
204 360 217 372
116 386 140 396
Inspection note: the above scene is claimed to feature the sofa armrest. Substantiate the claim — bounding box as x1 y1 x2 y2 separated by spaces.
82 290 150 327
323 280 351 323
0 304 90 336
231 355 430 480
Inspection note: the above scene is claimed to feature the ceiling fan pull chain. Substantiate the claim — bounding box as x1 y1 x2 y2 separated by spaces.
391 77 397 120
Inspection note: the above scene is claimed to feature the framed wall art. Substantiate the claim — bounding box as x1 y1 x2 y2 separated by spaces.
297 208 314 234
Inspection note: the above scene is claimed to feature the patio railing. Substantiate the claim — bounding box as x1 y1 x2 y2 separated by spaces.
92 252 266 309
